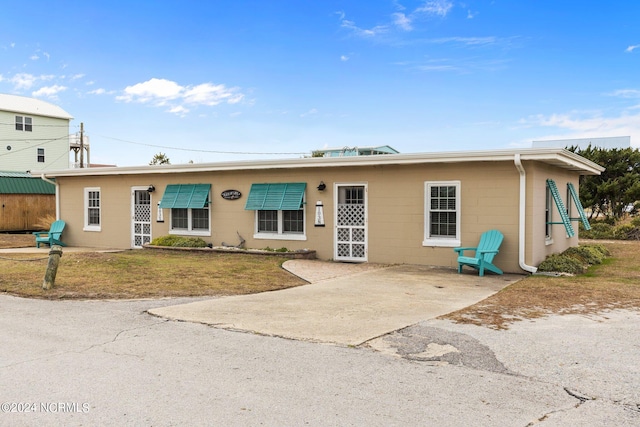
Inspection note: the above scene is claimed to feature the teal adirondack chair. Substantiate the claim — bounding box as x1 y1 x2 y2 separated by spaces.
454 230 504 277
33 220 67 248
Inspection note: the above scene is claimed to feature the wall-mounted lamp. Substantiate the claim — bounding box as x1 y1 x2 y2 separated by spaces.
317 181 326 191
147 185 155 193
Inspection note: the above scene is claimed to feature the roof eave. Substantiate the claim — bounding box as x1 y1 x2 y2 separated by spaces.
38 148 604 178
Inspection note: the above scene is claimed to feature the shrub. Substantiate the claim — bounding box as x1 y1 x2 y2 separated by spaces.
537 244 610 274
585 243 610 257
613 223 635 240
580 222 615 240
538 254 586 274
150 235 207 248
562 246 605 265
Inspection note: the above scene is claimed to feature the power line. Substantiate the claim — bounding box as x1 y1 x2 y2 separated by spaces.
95 134 309 156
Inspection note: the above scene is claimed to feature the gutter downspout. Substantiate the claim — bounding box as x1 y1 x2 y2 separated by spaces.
40 174 60 220
514 155 538 273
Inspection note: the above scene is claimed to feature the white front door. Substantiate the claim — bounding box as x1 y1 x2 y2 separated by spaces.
132 188 152 248
335 184 367 262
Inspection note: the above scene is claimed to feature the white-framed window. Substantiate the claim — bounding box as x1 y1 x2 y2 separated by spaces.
423 181 461 247
255 208 306 240
37 148 45 163
545 185 553 243
84 187 101 232
15 116 33 132
169 197 211 236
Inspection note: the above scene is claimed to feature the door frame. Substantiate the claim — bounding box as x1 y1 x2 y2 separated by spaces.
334 182 368 262
131 186 152 249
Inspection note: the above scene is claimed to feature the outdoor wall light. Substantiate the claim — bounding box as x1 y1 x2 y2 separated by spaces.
147 185 155 193
317 181 326 191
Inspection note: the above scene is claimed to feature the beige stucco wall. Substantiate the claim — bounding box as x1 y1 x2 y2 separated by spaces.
525 162 581 267
56 159 584 274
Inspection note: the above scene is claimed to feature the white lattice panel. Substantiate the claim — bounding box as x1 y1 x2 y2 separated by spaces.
337 204 365 226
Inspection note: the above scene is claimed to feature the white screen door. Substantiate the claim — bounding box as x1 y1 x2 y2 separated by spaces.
132 188 152 248
335 184 367 262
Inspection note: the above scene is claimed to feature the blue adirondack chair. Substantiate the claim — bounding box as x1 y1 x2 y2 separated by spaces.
33 220 67 248
454 230 504 277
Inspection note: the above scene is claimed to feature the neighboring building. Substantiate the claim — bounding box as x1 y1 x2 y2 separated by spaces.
0 171 56 231
315 145 399 157
39 148 603 273
533 136 631 150
0 93 74 172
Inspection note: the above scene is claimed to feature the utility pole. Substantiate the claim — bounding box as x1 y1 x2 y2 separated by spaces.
79 122 84 168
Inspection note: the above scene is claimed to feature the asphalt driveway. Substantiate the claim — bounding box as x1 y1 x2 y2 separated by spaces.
148 261 522 345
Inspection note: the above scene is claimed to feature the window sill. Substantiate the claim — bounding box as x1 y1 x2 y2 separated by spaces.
254 233 307 241
169 230 211 237
83 226 101 232
423 238 460 247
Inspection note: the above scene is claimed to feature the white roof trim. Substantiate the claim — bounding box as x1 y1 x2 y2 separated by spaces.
0 93 73 120
38 148 604 178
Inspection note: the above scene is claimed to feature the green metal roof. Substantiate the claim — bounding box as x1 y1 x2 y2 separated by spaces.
245 183 306 210
0 175 56 194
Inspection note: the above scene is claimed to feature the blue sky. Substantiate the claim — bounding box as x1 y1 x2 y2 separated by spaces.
1 1 639 167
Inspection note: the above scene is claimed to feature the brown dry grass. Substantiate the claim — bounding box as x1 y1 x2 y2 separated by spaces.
0 233 34 248
442 241 640 329
0 249 305 299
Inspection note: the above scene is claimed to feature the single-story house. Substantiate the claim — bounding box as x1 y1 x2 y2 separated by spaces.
38 148 603 274
0 171 56 232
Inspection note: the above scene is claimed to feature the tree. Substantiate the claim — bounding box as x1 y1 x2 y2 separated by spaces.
149 152 170 165
568 145 640 221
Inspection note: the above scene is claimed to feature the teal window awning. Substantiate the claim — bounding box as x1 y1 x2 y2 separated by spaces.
546 179 575 237
244 183 306 210
159 184 211 209
567 182 591 231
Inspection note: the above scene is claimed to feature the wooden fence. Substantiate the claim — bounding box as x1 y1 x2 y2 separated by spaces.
0 194 55 232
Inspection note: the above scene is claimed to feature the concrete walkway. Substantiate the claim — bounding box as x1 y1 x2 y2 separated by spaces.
149 260 523 346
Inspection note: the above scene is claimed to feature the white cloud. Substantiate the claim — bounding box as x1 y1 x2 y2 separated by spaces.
117 78 244 115
300 108 318 117
467 10 477 19
88 88 107 95
392 12 412 31
609 89 640 98
428 36 499 46
626 44 640 53
341 55 350 61
168 105 189 116
32 85 67 98
417 64 458 72
30 54 39 61
118 78 183 104
416 0 453 17
10 73 38 89
340 1 452 38
523 110 640 148
340 18 388 37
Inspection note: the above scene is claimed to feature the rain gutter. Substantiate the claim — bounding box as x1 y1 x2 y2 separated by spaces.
40 174 60 220
514 154 538 273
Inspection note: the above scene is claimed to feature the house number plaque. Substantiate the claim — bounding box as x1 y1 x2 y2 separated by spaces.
221 190 242 200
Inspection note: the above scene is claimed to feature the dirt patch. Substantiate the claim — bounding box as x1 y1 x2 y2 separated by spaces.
0 233 34 249
441 241 640 329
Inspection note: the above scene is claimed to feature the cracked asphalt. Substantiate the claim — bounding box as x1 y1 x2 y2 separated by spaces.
1 294 638 426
